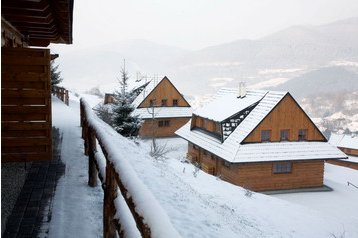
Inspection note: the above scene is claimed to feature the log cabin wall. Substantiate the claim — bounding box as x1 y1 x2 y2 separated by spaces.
138 78 190 108
199 149 217 175
339 147 358 156
138 117 190 137
327 160 358 170
244 94 325 143
192 141 325 191
202 156 324 191
191 115 222 138
222 160 325 191
2 47 52 162
187 142 200 162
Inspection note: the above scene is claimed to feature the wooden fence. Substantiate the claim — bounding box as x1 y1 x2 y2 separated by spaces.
52 86 69 105
80 98 181 238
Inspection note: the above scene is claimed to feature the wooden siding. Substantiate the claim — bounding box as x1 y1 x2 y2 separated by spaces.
327 160 358 170
138 78 190 108
2 47 52 162
227 160 323 191
339 147 358 156
244 94 325 143
191 115 221 138
138 117 190 137
188 142 200 162
200 155 324 191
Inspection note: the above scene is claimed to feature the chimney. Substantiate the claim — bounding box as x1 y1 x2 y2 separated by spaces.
237 82 246 98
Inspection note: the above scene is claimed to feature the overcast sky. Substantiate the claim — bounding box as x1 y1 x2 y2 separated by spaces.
64 0 358 50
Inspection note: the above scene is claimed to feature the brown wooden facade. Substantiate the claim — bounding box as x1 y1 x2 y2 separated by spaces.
1 1 73 162
138 77 190 108
186 93 328 192
137 77 191 137
139 117 191 138
243 94 325 143
327 160 358 170
338 147 358 156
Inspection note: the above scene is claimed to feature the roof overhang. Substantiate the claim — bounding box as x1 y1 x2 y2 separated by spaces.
1 0 74 47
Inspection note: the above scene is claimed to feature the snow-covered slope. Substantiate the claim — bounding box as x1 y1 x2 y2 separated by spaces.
49 95 358 237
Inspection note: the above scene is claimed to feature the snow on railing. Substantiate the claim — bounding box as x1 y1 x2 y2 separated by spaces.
80 98 181 238
52 86 69 105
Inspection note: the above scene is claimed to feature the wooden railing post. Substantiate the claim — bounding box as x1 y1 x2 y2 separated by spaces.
104 162 118 238
65 89 69 105
83 114 89 156
88 127 98 187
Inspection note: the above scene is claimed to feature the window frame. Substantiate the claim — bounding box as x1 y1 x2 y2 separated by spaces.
298 129 308 141
261 130 271 142
149 99 156 107
273 162 292 174
161 99 168 107
280 129 290 141
172 99 178 106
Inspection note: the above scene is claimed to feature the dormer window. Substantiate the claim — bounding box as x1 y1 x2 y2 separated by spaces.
161 99 168 106
298 129 307 141
261 130 271 142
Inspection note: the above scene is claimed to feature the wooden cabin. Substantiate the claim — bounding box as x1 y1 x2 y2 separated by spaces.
328 133 358 170
132 76 192 137
176 87 347 192
1 0 74 162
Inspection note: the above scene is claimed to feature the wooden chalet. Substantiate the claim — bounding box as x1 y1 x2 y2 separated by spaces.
328 133 358 170
176 86 347 192
132 76 192 137
1 0 74 162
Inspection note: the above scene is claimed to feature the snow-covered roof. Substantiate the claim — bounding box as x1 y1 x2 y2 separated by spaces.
329 133 358 150
344 156 358 164
193 90 264 121
133 107 192 119
177 122 347 163
132 78 161 108
176 88 346 163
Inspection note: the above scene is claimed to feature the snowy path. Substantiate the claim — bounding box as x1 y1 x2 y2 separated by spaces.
49 97 103 237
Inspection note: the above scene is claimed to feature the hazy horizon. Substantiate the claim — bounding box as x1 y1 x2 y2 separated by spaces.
51 0 358 52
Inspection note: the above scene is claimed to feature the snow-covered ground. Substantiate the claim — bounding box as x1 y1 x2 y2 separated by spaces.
273 163 358 237
49 94 358 237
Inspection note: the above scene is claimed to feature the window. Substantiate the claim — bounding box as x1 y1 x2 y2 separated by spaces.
298 129 307 141
273 162 292 173
203 150 207 156
261 130 271 142
161 99 168 106
173 99 178 106
149 99 156 107
211 154 216 160
280 130 289 141
158 120 170 127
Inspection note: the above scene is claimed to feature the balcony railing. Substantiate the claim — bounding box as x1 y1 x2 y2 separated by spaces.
52 86 69 105
80 98 181 238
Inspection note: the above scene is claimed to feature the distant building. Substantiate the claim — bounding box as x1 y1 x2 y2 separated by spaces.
176 87 347 192
328 133 358 170
104 93 115 104
132 76 192 137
